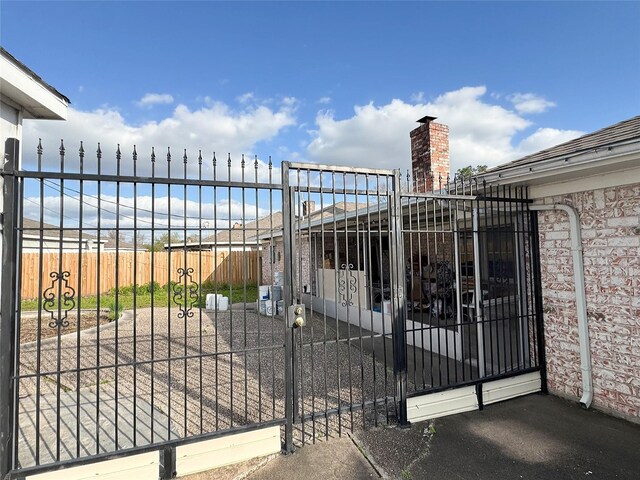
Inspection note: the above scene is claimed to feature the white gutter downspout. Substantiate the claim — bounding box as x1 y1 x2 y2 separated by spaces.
530 204 593 408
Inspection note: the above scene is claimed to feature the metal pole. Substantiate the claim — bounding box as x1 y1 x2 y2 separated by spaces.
529 210 548 393
1 138 20 477
472 206 486 378
390 169 409 427
281 161 295 452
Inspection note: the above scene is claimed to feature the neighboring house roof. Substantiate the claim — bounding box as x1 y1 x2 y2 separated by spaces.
0 47 69 120
489 115 640 173
204 211 285 244
22 218 97 242
102 237 137 250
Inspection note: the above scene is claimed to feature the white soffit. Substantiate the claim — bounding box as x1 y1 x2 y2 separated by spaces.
1 53 68 120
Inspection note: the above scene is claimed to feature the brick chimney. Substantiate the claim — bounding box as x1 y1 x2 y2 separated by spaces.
410 116 450 192
302 200 316 217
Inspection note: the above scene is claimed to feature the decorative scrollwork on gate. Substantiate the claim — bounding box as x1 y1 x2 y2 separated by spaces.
43 271 76 329
173 267 199 319
338 263 357 307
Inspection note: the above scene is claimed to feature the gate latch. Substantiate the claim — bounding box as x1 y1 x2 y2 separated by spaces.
288 304 306 328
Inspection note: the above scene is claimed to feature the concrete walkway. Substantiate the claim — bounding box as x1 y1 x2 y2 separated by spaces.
191 394 640 480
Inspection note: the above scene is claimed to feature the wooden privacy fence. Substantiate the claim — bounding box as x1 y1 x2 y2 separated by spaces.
20 250 260 299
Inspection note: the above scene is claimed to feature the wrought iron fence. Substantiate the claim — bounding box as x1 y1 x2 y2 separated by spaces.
0 139 545 478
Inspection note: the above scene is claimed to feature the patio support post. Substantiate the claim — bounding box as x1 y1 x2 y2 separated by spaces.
0 138 20 477
281 161 295 453
390 169 409 427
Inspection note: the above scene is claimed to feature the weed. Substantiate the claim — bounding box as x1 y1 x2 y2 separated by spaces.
106 298 123 321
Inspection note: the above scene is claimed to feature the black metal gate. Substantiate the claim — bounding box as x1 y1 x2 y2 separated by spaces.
0 141 544 478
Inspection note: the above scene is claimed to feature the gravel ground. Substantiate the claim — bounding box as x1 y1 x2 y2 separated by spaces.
17 307 397 467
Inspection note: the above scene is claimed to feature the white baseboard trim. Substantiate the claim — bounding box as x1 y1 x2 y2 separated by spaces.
27 452 159 480
175 426 281 477
482 371 541 405
407 386 478 423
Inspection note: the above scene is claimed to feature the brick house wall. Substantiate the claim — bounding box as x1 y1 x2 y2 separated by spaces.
261 237 311 293
537 183 640 421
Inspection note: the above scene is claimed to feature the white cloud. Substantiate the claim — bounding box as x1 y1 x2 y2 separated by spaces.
515 127 584 155
136 93 175 107
237 92 255 104
305 86 582 173
410 91 425 103
507 93 556 114
317 96 332 105
23 99 296 181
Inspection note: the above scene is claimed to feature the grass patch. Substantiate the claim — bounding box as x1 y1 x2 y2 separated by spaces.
21 282 259 312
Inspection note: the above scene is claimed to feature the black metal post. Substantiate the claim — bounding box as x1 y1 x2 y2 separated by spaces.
390 169 410 428
160 446 176 479
529 210 548 394
281 161 295 452
1 138 20 477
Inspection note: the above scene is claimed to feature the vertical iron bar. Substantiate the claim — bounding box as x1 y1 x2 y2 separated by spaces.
35 140 44 465
114 145 121 449
95 143 102 454
529 210 548 393
76 143 84 457
331 171 342 436
55 140 65 462
167 147 172 436
390 170 409 427
132 145 138 446
183 150 188 437
472 205 486 378
281 161 294 453
198 151 203 434
318 171 330 439
213 153 219 431
227 155 233 428
150 147 156 444
241 155 248 425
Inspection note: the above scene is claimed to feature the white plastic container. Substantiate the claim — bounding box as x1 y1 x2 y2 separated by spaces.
269 285 282 301
259 300 276 316
206 293 223 310
217 296 229 312
259 285 270 300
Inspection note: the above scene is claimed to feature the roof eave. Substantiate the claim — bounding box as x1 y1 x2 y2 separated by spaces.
480 138 640 186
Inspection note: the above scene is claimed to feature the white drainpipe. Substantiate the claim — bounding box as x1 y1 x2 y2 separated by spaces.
530 204 593 408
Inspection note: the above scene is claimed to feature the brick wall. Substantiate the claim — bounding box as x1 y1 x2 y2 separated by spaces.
537 183 640 421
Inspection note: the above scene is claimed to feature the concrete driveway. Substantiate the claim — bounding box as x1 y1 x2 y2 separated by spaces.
194 393 640 480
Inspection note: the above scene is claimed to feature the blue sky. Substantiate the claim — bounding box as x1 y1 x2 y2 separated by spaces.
2 1 639 232
3 1 639 173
